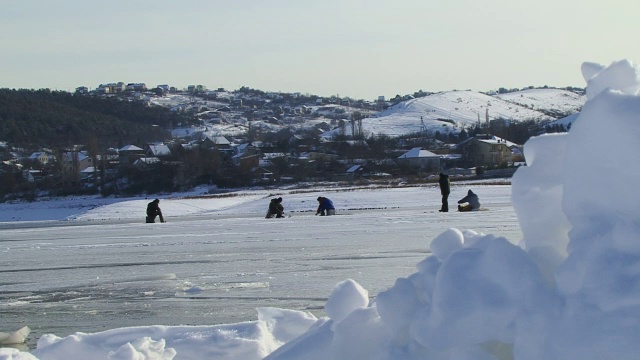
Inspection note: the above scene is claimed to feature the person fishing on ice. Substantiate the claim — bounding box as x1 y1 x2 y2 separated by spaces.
457 190 481 212
146 199 166 223
315 196 335 216
265 197 285 218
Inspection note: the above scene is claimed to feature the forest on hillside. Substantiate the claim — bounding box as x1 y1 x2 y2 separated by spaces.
0 89 195 148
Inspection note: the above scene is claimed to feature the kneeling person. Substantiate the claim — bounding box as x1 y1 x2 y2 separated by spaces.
146 199 166 223
266 197 285 218
316 196 335 216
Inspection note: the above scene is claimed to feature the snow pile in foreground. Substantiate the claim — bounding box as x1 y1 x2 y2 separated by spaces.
2 59 640 360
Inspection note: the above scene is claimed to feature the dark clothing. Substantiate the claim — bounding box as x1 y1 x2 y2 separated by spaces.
457 190 480 212
316 197 335 216
146 200 165 223
266 198 284 218
438 173 450 212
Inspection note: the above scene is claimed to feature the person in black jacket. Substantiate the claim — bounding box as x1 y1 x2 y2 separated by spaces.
146 199 165 223
265 197 285 218
438 173 450 212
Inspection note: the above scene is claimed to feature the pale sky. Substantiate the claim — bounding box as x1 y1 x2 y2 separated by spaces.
1 0 639 100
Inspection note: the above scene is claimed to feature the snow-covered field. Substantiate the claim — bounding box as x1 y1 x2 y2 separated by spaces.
0 184 517 357
2 59 640 360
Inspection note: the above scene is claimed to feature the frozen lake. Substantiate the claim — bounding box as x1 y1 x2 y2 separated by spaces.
0 184 520 350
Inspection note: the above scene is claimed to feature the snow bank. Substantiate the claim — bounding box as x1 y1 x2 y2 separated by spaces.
265 59 640 360
3 59 640 360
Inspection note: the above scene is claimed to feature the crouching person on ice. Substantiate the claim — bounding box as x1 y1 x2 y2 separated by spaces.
146 199 166 223
457 190 481 212
266 197 285 218
316 196 335 216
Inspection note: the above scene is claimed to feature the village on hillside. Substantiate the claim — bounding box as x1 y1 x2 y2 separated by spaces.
0 82 584 199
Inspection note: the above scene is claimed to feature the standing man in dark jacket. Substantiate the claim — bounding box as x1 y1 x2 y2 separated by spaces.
146 199 165 223
438 173 450 212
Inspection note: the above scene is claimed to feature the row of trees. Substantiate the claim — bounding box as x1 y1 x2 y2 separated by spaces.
0 88 194 149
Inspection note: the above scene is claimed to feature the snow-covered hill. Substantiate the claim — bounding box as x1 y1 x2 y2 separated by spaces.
495 88 585 115
152 89 585 140
345 88 585 138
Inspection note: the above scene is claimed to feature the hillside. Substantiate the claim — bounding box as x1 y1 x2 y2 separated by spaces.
321 88 585 138
0 89 193 148
0 87 585 150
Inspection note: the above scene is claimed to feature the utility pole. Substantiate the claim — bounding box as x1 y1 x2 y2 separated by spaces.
485 108 490 132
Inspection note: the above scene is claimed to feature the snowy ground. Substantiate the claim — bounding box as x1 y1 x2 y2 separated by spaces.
0 183 518 353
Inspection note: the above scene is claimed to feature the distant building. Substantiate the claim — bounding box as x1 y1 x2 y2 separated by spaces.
458 134 521 167
397 147 440 171
346 164 369 178
187 85 207 93
22 169 43 183
97 82 126 94
62 150 93 172
118 145 145 165
133 157 160 169
28 151 54 165
145 143 171 157
249 166 274 182
126 83 147 91
202 135 231 150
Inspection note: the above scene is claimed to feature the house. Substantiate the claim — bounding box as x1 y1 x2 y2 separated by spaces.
133 157 161 169
235 153 260 172
187 85 206 93
250 167 274 182
118 145 145 165
96 151 120 168
201 135 231 150
97 82 125 94
80 166 96 182
28 151 54 165
178 142 198 152
145 143 171 158
458 134 521 167
307 152 338 162
22 169 43 183
346 164 369 178
397 147 440 171
126 83 147 91
260 153 287 167
62 150 93 174
233 143 257 158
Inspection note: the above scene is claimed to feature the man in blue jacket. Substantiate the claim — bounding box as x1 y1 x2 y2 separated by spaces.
316 196 335 216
